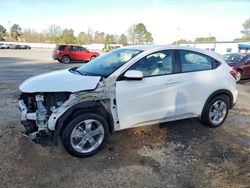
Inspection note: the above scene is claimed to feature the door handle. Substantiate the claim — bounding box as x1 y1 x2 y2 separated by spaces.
165 80 177 84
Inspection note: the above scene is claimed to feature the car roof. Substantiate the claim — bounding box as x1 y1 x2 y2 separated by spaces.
123 45 224 62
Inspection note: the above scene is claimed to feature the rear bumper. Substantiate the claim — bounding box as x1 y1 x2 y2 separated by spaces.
52 54 61 60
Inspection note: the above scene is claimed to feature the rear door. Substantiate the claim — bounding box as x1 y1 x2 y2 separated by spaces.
176 50 217 116
70 46 81 60
116 50 179 129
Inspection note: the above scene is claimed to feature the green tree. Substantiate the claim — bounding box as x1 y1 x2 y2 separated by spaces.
234 37 250 41
134 23 147 44
60 29 76 44
145 32 153 44
104 34 117 50
0 25 6 41
119 34 128 46
104 34 111 49
172 39 192 45
241 17 250 38
77 31 88 44
195 36 216 42
128 23 154 44
10 24 22 41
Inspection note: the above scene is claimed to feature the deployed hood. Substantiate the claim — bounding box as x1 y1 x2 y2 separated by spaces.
19 69 101 93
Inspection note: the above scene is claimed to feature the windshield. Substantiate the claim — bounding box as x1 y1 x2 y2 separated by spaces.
77 48 142 77
223 54 244 62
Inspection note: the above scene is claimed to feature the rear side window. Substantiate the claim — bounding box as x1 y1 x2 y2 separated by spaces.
180 50 212 72
55 45 66 51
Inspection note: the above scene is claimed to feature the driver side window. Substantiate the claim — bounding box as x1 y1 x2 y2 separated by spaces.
128 50 174 77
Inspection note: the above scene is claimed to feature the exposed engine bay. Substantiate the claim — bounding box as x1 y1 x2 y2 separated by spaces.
19 92 71 140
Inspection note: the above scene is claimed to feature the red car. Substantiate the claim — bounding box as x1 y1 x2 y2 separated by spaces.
52 45 100 64
224 53 250 82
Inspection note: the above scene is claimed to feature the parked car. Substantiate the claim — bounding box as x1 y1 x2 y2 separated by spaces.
0 43 5 49
9 44 21 49
19 45 237 157
0 43 9 49
20 45 31 49
52 45 100 63
223 53 250 82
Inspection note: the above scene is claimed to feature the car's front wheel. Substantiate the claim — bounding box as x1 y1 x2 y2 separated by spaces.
61 55 71 64
90 56 96 61
61 113 110 157
201 95 230 127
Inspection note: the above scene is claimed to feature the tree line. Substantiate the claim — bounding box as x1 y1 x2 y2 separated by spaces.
0 23 154 48
172 17 250 45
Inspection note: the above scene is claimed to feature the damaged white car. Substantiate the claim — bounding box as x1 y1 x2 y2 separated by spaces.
18 45 237 157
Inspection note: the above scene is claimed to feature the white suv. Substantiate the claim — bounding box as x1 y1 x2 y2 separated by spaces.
18 45 238 157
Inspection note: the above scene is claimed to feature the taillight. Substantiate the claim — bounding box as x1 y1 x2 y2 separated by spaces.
230 70 237 79
56 50 60 54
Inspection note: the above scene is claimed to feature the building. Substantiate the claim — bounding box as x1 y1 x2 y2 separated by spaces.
180 41 250 54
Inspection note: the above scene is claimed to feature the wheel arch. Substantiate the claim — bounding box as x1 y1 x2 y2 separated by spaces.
89 55 96 61
54 101 114 144
202 89 234 115
61 54 71 60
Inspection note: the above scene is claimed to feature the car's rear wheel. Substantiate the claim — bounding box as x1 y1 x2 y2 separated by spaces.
61 113 109 158
61 55 71 64
201 95 230 127
235 70 242 82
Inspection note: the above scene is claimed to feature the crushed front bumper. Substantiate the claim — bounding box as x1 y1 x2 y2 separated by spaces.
18 99 54 145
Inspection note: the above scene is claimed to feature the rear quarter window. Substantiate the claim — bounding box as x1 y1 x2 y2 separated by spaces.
56 45 67 51
180 50 212 72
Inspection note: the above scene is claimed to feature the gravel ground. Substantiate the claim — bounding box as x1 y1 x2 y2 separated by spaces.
0 49 249 188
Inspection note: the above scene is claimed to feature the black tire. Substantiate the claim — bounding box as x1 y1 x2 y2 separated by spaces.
235 70 242 82
90 56 96 61
61 55 71 64
201 95 230 128
61 113 110 158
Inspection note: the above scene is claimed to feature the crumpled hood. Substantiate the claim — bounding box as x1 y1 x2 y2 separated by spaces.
19 69 101 93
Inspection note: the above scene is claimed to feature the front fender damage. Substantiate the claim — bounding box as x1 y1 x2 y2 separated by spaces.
18 78 119 145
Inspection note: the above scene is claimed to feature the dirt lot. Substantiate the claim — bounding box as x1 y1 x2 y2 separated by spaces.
0 49 249 188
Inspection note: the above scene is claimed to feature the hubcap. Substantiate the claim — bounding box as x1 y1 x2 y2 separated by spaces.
209 100 227 126
63 56 70 63
70 119 104 153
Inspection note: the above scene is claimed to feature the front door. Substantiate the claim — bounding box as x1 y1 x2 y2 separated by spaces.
116 50 179 130
78 47 90 61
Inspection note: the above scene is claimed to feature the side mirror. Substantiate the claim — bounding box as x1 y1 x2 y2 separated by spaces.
123 70 143 80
